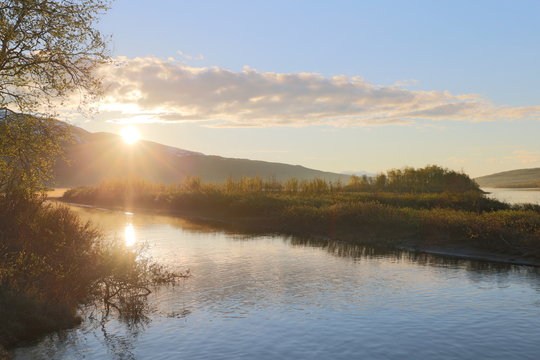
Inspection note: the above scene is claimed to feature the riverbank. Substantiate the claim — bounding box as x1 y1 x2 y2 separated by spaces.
58 200 540 267
0 195 182 351
61 179 540 267
16 202 540 360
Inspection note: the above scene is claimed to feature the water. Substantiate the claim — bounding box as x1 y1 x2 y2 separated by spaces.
483 187 540 205
13 191 540 360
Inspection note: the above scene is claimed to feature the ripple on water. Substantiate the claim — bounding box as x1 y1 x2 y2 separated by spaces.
12 204 540 360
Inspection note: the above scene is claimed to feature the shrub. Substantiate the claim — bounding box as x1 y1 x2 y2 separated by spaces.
0 196 184 348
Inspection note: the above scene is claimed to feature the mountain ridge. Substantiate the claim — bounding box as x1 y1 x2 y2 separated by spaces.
475 168 540 187
53 122 350 187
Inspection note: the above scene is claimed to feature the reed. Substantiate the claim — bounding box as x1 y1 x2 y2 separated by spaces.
62 175 540 261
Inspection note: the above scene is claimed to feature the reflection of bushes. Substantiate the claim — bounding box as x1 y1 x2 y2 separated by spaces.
0 196 184 348
63 177 540 261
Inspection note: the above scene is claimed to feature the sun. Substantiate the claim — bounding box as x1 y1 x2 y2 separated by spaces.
121 126 140 144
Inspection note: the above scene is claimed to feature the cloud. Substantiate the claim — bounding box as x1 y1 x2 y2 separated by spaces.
95 56 540 127
176 50 205 61
506 150 540 164
447 156 468 164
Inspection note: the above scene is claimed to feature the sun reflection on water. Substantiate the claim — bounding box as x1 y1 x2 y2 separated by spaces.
124 223 136 247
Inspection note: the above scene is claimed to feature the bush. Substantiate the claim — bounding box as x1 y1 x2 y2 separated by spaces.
0 196 184 348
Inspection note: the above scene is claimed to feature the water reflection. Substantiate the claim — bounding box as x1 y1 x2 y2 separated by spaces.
66 202 540 281
254 234 540 274
98 320 148 360
14 203 540 360
63 202 540 281
484 187 540 205
124 223 136 247
65 204 222 235
285 237 540 290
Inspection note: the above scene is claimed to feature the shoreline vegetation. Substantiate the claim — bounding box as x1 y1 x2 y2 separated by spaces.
0 195 184 352
62 166 540 267
0 115 185 354
0 111 184 352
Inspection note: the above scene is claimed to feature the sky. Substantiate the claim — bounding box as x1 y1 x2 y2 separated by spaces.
70 0 540 177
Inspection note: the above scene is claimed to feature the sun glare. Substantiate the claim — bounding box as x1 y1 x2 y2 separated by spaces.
121 126 141 144
124 223 136 247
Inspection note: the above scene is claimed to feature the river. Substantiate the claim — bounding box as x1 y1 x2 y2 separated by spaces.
12 189 540 359
483 187 540 205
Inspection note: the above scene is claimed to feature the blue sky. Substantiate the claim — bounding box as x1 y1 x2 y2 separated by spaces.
75 0 540 177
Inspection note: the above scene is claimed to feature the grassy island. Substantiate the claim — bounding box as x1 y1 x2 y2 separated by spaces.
62 166 540 265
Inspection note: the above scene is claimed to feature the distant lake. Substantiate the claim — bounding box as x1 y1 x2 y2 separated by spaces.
483 187 540 205
13 203 540 360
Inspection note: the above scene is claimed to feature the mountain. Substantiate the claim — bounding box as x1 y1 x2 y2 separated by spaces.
53 123 350 187
475 168 540 187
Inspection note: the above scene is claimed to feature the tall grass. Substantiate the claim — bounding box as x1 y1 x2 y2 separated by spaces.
63 175 504 211
63 177 540 261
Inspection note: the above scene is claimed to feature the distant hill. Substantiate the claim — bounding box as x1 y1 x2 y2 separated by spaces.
53 123 349 187
475 168 540 187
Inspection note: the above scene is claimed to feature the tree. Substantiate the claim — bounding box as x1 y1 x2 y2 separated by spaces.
0 0 111 197
0 0 111 113
0 109 68 198
0 4 186 346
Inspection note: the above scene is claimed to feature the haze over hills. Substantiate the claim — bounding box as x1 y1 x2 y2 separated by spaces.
53 123 350 187
475 168 540 187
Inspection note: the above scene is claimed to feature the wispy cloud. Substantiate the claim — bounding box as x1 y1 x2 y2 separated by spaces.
251 149 290 154
95 56 540 127
506 150 540 164
176 50 205 61
447 156 468 164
